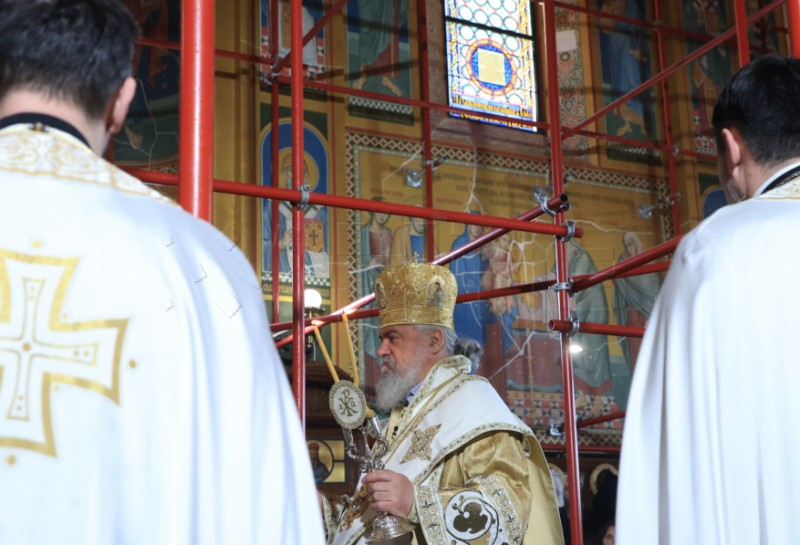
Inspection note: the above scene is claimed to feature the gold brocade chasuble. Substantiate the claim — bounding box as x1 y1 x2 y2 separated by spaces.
327 356 563 545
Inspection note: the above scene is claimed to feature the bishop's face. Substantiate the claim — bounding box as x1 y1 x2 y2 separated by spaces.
374 324 428 411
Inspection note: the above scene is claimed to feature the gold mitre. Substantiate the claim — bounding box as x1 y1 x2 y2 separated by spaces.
375 262 457 330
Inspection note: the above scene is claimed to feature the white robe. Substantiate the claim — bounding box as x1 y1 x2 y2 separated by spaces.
617 172 800 545
0 122 324 545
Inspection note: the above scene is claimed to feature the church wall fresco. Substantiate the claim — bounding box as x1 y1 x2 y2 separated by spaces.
115 0 181 170
114 0 790 450
343 131 668 445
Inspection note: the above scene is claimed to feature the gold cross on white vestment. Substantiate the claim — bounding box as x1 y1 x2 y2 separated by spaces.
0 250 128 456
400 423 441 464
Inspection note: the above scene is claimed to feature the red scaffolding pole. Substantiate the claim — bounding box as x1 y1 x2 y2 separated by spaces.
734 0 752 65
790 0 800 56
269 0 282 340
415 0 437 262
543 2 583 543
653 0 682 235
288 0 308 424
178 0 214 220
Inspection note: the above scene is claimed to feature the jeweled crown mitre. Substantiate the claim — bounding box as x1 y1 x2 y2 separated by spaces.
375 262 457 330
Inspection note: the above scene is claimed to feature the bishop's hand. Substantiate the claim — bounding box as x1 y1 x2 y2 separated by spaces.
362 469 414 519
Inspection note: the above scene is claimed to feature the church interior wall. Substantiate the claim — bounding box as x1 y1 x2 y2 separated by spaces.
115 0 790 521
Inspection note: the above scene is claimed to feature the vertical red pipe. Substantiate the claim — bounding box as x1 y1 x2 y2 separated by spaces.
178 0 214 220
289 0 307 424
543 1 582 543
789 0 800 57
270 0 282 323
653 2 681 236
733 0 750 65
417 0 435 261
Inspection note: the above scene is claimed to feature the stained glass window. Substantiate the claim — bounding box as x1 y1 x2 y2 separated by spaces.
444 0 539 131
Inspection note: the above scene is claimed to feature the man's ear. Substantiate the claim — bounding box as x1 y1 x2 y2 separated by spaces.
428 327 445 353
106 77 137 135
720 128 742 174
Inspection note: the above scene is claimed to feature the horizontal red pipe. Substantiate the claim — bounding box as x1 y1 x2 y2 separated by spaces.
679 148 717 161
549 319 644 339
541 444 621 454
571 235 682 293
453 261 670 308
613 261 670 278
577 410 626 429
137 36 270 65
272 279 551 334
271 262 671 336
127 168 579 237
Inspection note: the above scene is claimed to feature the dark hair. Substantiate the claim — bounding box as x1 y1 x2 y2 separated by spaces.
713 54 800 167
0 0 140 120
595 520 615 545
453 337 482 373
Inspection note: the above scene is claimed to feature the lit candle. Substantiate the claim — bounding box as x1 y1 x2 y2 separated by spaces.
313 325 339 383
341 311 359 387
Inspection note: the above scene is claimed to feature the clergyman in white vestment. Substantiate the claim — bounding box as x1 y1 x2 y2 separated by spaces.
617 54 800 545
0 1 324 544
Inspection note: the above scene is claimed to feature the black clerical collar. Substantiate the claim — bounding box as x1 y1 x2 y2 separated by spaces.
762 163 800 194
0 112 91 149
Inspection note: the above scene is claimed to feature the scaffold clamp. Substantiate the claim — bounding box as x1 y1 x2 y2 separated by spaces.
536 189 556 216
297 184 311 211
557 220 576 242
567 314 581 337
549 281 573 295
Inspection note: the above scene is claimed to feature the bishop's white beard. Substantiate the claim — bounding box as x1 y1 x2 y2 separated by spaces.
375 351 425 412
